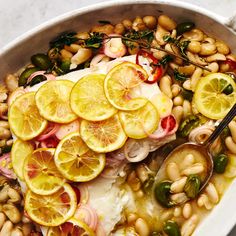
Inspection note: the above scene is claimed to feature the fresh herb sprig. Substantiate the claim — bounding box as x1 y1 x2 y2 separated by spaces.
50 31 78 49
163 35 190 57
60 31 211 72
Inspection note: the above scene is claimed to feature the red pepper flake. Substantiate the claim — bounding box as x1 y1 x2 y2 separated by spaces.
136 49 163 84
161 115 176 132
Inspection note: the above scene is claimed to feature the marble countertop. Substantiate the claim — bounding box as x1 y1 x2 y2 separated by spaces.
0 0 236 235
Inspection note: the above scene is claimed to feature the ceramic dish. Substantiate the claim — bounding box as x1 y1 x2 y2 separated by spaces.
1 1 236 235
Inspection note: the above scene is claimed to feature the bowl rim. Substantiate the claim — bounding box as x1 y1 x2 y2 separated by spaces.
0 0 228 54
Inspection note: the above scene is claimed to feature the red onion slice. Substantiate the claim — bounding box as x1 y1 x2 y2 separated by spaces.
124 139 150 162
37 123 60 141
148 115 178 140
0 153 16 179
74 203 98 231
103 34 126 58
27 71 55 84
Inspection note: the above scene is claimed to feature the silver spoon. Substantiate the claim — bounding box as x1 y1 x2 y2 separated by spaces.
153 103 236 207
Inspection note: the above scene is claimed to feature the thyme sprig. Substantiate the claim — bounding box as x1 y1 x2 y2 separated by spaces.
77 32 211 72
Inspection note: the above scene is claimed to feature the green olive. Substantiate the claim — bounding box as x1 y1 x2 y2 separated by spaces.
214 154 229 174
60 60 71 73
154 181 174 208
176 22 195 36
31 53 52 70
178 115 200 137
184 174 201 199
1 145 12 154
28 75 47 87
18 67 40 86
223 84 233 95
181 89 193 101
163 220 181 236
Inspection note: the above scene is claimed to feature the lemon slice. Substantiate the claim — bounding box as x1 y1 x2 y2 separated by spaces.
193 73 236 119
119 101 159 139
35 80 77 123
23 148 65 195
47 217 95 236
80 115 127 153
54 132 105 182
25 183 77 226
104 61 148 111
11 139 34 180
70 74 117 121
9 92 47 140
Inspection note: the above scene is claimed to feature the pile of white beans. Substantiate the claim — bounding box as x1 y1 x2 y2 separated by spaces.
0 178 34 236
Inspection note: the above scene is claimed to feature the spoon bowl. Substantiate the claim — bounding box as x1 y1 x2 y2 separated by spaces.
153 103 236 207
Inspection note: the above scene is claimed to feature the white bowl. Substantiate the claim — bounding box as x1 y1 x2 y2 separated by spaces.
1 1 236 235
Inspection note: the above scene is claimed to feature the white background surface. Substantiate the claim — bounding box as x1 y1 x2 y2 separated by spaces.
0 0 236 235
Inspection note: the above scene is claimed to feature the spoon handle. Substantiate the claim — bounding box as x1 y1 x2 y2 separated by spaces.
204 103 236 146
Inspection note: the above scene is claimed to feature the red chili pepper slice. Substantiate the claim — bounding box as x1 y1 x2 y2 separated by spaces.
136 50 163 84
225 58 236 70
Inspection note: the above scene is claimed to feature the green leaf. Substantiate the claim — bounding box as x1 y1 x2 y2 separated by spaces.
157 55 173 66
84 32 104 49
124 30 154 43
98 20 111 24
50 31 78 49
173 69 188 82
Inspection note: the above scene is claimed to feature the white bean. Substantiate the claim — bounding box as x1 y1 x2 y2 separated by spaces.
0 221 13 236
215 41 230 55
160 209 173 221
2 203 21 224
197 194 213 210
155 25 170 45
5 74 18 92
206 53 226 62
171 84 181 97
0 185 9 202
170 193 188 204
182 154 195 169
200 43 217 56
173 207 182 217
158 15 177 31
182 163 204 176
21 223 33 236
0 127 11 140
183 29 204 41
159 75 173 98
181 214 199 236
187 41 201 53
203 62 219 76
172 106 184 125
183 79 191 91
170 177 187 193
10 228 23 236
71 48 92 65
225 136 236 154
183 100 192 118
229 121 236 143
0 213 6 229
166 162 180 181
7 188 21 203
183 203 192 219
173 96 184 106
205 183 219 204
135 218 150 236
190 67 202 92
